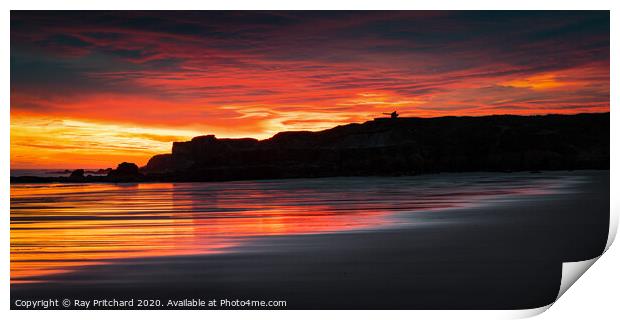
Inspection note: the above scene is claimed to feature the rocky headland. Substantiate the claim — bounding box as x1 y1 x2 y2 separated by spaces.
11 113 610 183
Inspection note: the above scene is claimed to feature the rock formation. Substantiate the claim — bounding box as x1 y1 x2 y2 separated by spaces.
69 169 85 178
11 113 610 183
107 162 142 181
141 113 609 181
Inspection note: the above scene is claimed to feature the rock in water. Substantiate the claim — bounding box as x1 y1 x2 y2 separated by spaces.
107 162 142 181
69 169 85 178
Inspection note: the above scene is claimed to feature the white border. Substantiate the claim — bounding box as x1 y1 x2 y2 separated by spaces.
2 1 617 319
2 0 617 10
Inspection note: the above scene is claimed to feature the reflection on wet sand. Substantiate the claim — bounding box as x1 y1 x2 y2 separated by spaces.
11 175 564 283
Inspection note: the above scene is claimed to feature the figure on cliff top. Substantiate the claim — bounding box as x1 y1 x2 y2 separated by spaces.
383 111 399 119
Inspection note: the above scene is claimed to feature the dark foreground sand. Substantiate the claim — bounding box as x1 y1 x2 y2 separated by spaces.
11 171 609 310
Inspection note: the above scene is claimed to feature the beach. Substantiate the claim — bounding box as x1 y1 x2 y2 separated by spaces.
10 171 609 309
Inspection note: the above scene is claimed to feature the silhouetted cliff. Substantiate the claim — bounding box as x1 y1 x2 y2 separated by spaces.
10 113 609 183
142 113 609 181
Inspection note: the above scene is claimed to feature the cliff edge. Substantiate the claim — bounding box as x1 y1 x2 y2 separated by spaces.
141 113 609 181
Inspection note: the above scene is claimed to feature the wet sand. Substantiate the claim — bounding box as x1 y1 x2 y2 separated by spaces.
10 171 609 309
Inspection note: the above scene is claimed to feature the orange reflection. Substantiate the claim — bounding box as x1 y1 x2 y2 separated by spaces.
11 177 556 283
11 182 392 283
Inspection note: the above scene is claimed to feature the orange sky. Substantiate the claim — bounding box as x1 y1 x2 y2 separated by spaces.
10 11 610 169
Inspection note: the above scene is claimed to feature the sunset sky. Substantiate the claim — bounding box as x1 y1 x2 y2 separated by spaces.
10 11 609 169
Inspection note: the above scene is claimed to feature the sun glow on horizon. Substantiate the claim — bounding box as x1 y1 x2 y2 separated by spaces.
11 114 203 169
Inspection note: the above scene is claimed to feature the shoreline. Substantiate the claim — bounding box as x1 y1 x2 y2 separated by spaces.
9 168 609 184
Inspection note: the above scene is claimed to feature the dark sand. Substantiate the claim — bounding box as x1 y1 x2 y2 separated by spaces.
10 171 609 310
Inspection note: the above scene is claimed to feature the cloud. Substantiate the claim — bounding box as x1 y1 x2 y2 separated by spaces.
10 11 610 168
